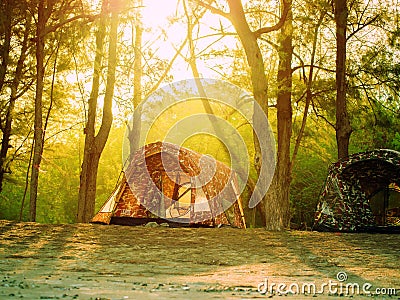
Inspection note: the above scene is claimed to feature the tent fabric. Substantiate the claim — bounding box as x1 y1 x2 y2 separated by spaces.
313 149 400 232
92 142 246 228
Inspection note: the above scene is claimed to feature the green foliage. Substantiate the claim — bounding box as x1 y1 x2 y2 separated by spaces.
290 152 331 228
95 126 125 212
391 132 400 152
290 115 337 227
0 125 124 223
0 179 28 221
351 99 400 152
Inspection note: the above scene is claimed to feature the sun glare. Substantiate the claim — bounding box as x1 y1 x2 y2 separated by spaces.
138 0 237 80
76 0 238 118
141 0 178 28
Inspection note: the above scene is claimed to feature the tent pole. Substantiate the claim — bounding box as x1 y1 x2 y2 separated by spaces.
159 175 165 218
384 185 389 226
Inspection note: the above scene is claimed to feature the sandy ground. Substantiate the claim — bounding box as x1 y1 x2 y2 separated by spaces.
0 220 399 300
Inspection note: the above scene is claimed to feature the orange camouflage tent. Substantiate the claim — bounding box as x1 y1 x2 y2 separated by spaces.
92 142 246 228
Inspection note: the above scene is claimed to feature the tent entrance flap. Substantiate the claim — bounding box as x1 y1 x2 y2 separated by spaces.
166 182 191 219
369 185 400 226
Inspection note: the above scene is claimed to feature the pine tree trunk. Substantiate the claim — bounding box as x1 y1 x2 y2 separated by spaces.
77 3 118 223
0 14 31 192
0 0 11 93
77 3 105 223
227 0 294 230
227 0 269 191
29 0 46 222
128 1 143 157
0 0 12 190
335 0 351 159
184 1 261 227
264 0 293 230
77 151 101 222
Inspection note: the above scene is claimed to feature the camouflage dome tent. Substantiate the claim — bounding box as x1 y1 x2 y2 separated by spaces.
313 149 400 232
92 142 246 228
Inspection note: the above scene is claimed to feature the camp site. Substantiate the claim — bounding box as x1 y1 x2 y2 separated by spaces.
0 0 399 299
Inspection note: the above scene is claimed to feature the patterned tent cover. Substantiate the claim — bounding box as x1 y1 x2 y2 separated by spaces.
92 142 246 228
313 149 400 232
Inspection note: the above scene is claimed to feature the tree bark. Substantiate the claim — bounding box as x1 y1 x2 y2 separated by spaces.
227 0 269 178
0 0 12 93
335 0 352 159
226 0 293 230
291 9 326 170
77 1 118 223
29 0 48 222
264 0 293 230
77 5 105 223
184 0 259 227
127 1 143 158
0 14 31 192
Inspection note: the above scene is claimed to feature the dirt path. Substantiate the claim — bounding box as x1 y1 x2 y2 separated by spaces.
0 221 399 299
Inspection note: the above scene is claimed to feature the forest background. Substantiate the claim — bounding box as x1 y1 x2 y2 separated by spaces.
0 0 399 228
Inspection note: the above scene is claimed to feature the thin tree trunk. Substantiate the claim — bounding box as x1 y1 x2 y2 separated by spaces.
184 0 256 227
227 0 269 178
29 0 47 222
77 2 106 223
128 1 143 157
77 2 118 223
0 14 31 192
20 140 34 221
0 0 11 93
335 0 352 159
291 10 326 171
226 0 271 228
226 0 294 230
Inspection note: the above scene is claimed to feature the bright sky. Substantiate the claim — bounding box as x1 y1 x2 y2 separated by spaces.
66 0 240 120
142 0 178 28
139 0 238 80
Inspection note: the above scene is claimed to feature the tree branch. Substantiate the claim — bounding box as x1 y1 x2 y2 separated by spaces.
258 36 279 50
253 1 290 37
145 37 188 97
195 0 231 20
193 31 237 41
347 14 379 41
292 64 335 74
311 100 336 129
42 13 99 37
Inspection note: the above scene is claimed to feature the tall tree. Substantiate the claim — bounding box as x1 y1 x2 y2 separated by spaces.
127 0 143 158
132 0 143 110
77 0 119 222
226 0 270 178
0 0 12 93
265 0 293 229
198 0 291 230
0 3 33 192
30 0 50 221
183 0 257 226
335 0 352 159
29 0 95 221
